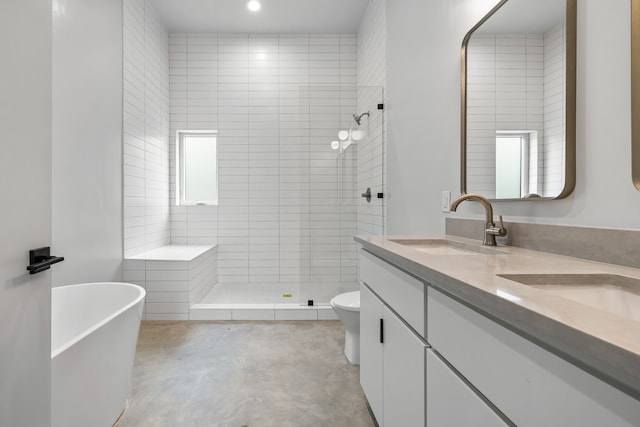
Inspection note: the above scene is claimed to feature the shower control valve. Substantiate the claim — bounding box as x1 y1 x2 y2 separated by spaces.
361 188 372 203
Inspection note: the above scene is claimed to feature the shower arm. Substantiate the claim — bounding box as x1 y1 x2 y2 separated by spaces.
353 111 370 126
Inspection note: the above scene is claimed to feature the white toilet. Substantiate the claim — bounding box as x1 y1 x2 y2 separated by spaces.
330 291 360 364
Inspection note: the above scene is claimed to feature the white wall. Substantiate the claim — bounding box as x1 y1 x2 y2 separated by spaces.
168 33 359 290
52 0 124 286
123 0 171 257
386 0 638 233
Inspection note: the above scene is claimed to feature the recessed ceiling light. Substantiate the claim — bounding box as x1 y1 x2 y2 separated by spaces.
247 0 261 12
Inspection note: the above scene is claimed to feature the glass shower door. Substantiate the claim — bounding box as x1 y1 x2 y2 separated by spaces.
297 85 385 306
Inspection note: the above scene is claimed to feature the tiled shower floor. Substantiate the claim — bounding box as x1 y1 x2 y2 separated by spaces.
189 282 358 321
200 282 356 305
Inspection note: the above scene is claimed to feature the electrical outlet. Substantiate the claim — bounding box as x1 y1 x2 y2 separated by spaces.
441 191 451 212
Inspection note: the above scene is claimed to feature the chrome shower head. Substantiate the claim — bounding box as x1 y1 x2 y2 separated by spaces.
353 111 370 126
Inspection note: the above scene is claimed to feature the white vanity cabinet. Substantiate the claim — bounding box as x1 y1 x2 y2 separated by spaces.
428 286 640 427
360 249 505 427
360 252 426 427
359 248 640 427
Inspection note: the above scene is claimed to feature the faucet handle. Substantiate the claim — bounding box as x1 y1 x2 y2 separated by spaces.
497 215 507 237
487 215 508 239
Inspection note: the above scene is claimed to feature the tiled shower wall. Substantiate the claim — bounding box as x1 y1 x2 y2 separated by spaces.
123 0 170 257
168 33 359 292
356 0 386 236
122 0 388 300
466 24 565 198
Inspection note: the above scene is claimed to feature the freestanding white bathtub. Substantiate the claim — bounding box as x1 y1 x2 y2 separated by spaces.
51 282 145 427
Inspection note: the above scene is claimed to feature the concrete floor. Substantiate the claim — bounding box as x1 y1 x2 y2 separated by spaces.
117 320 376 427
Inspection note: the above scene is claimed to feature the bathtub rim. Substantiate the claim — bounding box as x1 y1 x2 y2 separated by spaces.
51 282 145 359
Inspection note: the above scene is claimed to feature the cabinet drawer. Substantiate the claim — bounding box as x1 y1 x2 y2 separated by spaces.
427 286 640 426
426 349 508 427
360 250 425 337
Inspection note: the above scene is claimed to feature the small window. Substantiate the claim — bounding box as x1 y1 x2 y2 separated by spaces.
176 130 218 206
495 131 535 199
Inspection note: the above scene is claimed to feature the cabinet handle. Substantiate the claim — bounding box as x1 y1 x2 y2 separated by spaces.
380 318 384 344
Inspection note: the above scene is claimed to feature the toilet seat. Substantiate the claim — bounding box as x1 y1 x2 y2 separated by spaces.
330 291 360 312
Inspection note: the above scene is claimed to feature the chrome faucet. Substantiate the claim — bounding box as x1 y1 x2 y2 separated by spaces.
449 194 507 246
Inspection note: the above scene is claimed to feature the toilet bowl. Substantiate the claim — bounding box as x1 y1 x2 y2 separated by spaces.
330 291 360 364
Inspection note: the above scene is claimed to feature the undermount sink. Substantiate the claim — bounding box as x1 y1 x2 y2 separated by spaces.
498 274 640 321
389 239 509 256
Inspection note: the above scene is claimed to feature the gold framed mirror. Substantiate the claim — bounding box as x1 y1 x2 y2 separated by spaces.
633 0 640 190
461 0 576 200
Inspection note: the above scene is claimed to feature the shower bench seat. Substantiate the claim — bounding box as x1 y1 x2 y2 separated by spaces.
123 244 217 320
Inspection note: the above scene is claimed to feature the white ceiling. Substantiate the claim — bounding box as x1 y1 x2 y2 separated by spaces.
148 0 371 34
477 0 566 34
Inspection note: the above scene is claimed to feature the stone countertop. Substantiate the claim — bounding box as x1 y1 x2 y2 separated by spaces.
355 234 640 400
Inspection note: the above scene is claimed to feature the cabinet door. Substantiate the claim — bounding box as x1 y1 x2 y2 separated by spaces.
1 2 53 426
360 250 426 337
360 283 384 423
426 349 509 426
383 306 426 427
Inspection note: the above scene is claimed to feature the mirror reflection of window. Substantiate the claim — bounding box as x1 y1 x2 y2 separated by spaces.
496 134 525 199
495 131 542 199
